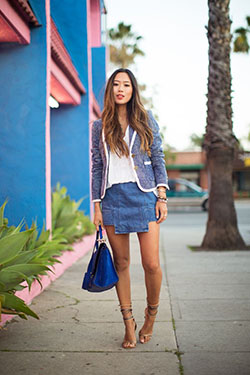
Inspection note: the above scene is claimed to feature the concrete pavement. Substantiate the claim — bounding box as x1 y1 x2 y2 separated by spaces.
1 202 249 375
163 203 250 375
0 233 180 375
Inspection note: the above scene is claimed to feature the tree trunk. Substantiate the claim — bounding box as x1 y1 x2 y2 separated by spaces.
201 0 246 250
202 148 246 249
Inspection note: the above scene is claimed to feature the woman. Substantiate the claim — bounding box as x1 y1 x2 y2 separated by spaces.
91 68 169 349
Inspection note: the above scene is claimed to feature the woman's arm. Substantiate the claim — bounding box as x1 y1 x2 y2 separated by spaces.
93 202 104 230
91 121 105 230
147 111 169 190
91 120 103 202
147 111 169 222
155 186 168 223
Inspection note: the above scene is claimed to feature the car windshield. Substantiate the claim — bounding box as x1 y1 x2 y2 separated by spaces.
184 180 203 193
169 179 203 193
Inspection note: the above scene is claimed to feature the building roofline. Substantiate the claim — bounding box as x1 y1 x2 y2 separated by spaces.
51 18 85 94
9 0 40 26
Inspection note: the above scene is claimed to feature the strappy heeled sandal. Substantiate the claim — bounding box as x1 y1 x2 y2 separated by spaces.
120 303 137 349
139 300 159 344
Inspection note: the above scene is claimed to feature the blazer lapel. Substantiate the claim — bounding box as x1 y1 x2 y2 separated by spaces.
102 129 110 160
129 125 134 145
129 126 137 153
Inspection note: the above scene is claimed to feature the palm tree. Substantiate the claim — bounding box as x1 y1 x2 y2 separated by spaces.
233 16 250 53
201 0 246 249
108 22 155 112
190 133 204 148
108 22 144 68
233 16 250 149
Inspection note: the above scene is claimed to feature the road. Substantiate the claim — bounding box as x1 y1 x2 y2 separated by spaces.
164 200 250 243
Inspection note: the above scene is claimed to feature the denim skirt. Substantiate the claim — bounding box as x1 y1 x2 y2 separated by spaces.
101 182 157 234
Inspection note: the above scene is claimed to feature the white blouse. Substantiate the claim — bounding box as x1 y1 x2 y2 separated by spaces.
107 125 136 189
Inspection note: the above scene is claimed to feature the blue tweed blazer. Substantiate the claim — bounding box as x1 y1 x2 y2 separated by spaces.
91 110 169 201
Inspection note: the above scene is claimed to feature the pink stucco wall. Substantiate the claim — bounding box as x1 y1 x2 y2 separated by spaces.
87 0 94 219
45 0 52 232
90 0 101 47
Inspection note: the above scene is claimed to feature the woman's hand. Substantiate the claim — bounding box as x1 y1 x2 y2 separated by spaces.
155 201 168 224
93 202 104 231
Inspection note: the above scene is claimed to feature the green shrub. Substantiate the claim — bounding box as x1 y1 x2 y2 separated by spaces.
0 201 71 321
0 185 94 322
52 183 95 244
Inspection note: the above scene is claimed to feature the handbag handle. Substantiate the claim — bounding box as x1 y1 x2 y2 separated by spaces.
99 224 103 239
95 225 103 242
94 225 105 252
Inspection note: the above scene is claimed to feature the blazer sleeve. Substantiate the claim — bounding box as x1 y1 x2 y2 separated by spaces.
91 120 103 202
148 110 169 190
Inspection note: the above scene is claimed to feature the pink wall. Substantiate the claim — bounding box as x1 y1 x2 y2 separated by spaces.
87 0 104 219
90 0 101 47
45 0 52 231
87 0 94 219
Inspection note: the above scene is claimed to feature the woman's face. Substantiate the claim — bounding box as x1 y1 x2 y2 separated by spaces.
113 72 133 105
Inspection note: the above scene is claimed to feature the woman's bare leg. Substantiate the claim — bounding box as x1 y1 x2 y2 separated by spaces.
137 221 162 343
105 225 136 348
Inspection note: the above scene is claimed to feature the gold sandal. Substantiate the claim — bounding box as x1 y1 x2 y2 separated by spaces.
139 300 159 344
120 304 137 349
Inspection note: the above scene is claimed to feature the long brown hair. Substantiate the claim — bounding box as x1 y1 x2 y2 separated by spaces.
102 68 153 157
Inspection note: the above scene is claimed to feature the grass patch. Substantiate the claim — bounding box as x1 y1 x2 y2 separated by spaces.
165 348 184 375
188 245 250 252
172 317 176 331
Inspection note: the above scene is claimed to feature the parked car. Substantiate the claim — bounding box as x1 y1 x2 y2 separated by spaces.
167 178 209 211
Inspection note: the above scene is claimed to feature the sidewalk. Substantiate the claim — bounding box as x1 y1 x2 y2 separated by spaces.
163 213 250 375
0 233 180 375
1 212 249 375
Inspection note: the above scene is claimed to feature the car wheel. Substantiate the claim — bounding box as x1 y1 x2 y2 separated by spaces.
202 199 209 211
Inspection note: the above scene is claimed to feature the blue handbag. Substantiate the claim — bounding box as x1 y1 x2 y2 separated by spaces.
82 226 119 292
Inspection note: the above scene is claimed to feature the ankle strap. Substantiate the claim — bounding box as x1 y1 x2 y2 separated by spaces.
123 314 134 321
120 303 132 311
148 303 159 309
147 299 159 308
120 304 134 320
147 301 159 316
121 308 132 313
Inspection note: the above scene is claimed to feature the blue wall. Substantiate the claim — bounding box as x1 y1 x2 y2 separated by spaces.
92 46 106 109
0 0 107 228
0 0 47 228
50 0 91 215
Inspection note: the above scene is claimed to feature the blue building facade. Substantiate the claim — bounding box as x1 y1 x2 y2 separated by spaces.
0 0 107 230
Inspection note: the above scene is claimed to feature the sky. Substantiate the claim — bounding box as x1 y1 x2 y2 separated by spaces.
105 0 250 151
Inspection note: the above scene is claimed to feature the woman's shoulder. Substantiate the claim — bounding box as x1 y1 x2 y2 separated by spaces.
146 110 159 131
92 118 103 140
92 118 103 133
93 118 102 128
